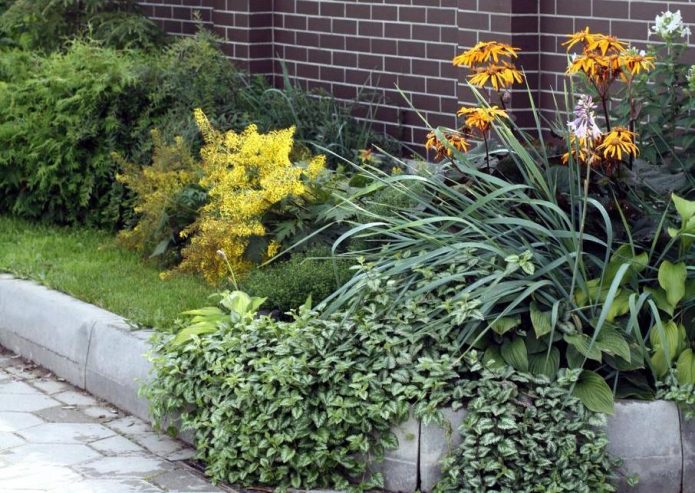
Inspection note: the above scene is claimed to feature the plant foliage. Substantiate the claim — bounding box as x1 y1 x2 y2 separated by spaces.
436 365 619 493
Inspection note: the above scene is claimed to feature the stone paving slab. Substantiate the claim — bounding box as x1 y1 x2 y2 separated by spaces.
0 349 231 493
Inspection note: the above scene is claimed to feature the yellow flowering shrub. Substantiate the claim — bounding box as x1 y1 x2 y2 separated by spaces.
178 109 326 284
115 129 200 255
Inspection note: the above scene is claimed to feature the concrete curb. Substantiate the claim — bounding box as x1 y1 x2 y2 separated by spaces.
0 276 151 421
0 276 692 492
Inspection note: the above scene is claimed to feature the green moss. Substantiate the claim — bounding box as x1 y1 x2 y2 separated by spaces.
0 215 213 329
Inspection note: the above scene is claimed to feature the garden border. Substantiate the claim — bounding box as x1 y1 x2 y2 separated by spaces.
0 275 691 493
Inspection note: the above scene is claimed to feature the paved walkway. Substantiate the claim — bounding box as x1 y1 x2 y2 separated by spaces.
0 349 231 492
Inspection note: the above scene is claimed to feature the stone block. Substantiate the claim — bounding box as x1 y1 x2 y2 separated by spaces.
606 400 682 493
0 278 109 387
85 319 153 421
419 407 466 492
370 412 419 492
681 408 695 493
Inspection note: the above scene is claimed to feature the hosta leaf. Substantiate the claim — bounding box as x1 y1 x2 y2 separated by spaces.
530 302 553 338
564 333 602 362
500 337 528 372
483 346 505 369
644 287 674 316
658 261 687 307
595 324 631 362
649 320 681 361
572 370 614 415
528 347 560 379
491 316 521 335
604 244 648 285
676 349 695 385
672 193 695 222
605 290 633 321
172 322 217 345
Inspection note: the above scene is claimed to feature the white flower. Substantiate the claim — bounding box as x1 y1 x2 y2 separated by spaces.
651 10 691 41
568 95 601 141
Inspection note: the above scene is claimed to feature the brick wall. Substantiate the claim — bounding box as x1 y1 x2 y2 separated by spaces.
139 0 695 151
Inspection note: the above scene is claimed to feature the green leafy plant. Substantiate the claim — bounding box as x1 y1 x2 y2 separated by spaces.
0 41 146 227
614 12 695 177
0 0 164 51
242 247 352 312
145 259 624 490
436 363 620 493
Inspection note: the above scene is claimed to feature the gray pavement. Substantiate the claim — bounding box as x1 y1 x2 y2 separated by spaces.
0 348 231 493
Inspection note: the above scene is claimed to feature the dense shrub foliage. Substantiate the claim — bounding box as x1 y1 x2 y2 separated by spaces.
0 0 164 51
242 247 352 312
0 42 143 227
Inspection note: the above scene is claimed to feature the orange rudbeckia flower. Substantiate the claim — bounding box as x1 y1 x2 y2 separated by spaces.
457 106 509 132
468 62 524 90
453 41 520 67
596 127 639 160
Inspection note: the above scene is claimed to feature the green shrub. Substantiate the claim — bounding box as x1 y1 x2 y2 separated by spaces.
0 0 164 51
0 42 146 227
242 247 352 312
436 365 619 493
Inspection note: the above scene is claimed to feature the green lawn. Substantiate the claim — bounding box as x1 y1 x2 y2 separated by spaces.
0 216 214 330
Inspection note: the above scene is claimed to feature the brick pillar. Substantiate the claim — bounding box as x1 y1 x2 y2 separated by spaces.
209 0 274 74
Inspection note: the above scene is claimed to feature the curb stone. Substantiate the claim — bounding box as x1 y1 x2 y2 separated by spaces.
0 276 692 493
606 400 682 493
682 407 695 493
418 407 466 491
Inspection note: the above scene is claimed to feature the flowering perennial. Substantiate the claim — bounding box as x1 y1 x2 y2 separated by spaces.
651 10 691 41
567 95 601 142
452 41 524 91
178 109 326 284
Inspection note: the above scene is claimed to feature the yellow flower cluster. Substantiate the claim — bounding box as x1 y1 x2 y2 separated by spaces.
453 41 524 90
178 109 326 284
564 28 655 87
115 130 199 253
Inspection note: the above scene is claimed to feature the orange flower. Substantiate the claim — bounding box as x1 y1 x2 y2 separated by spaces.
567 52 610 77
468 62 524 90
587 34 627 55
563 27 595 51
425 130 471 160
458 106 508 132
620 51 655 76
453 41 520 67
562 135 602 166
596 127 639 160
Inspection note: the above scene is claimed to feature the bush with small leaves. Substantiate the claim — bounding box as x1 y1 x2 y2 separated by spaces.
242 247 352 312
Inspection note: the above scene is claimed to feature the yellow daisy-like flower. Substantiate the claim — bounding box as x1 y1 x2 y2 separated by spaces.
620 52 656 76
563 27 595 51
425 130 471 160
468 62 524 90
562 135 602 166
587 34 627 55
567 52 610 77
457 106 509 132
453 41 520 67
596 127 639 160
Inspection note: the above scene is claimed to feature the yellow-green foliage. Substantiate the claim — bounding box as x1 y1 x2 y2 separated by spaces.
114 129 200 256
178 109 326 284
